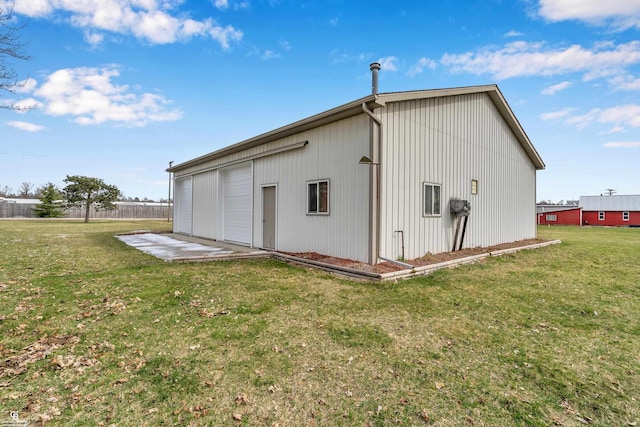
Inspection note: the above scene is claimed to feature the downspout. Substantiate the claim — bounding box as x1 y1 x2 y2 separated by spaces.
363 102 413 270
362 62 415 270
362 101 382 265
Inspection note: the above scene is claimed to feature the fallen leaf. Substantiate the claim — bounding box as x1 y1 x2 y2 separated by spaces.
233 413 242 421
235 393 249 405
435 382 445 390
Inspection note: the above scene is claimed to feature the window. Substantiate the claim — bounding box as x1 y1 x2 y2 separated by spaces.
307 180 329 214
598 211 605 221
623 211 630 221
471 179 478 195
423 182 441 216
546 214 557 222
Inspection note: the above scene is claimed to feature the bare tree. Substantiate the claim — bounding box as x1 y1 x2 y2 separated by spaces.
19 181 34 197
1 3 32 110
0 185 13 197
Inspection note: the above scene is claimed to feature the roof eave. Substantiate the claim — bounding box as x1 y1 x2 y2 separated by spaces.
168 94 382 172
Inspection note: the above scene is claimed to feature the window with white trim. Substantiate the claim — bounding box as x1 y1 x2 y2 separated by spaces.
623 211 630 221
598 211 605 221
546 214 557 222
423 182 441 216
307 180 329 215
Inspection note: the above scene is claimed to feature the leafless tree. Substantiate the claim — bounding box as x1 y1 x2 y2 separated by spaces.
0 185 13 197
19 181 34 197
1 3 32 110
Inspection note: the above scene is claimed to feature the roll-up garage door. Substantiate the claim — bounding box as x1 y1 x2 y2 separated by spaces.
222 163 252 245
174 177 192 235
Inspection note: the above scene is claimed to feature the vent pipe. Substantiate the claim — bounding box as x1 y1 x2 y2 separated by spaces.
370 62 381 95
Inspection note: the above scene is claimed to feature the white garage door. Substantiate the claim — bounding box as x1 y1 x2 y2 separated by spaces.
174 177 192 235
222 163 252 245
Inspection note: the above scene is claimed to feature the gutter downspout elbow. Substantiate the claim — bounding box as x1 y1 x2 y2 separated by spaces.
362 102 382 126
379 256 414 270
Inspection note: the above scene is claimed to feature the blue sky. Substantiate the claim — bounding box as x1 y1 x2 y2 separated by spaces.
1 0 639 202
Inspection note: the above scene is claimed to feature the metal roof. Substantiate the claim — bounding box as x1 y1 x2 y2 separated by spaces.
579 195 640 211
536 205 581 213
168 85 545 172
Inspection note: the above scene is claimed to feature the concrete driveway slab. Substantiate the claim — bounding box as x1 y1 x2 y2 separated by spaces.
116 233 262 261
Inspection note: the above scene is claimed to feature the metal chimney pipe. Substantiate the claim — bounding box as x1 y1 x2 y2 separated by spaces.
370 62 381 95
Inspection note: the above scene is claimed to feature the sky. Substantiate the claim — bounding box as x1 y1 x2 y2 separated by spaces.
1 0 639 202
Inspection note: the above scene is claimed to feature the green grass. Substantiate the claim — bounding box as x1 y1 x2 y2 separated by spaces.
1 221 639 426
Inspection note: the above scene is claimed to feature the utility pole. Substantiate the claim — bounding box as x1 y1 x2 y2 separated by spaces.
605 188 616 196
167 161 173 222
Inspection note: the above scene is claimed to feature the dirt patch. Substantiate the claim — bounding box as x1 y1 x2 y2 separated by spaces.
282 238 548 275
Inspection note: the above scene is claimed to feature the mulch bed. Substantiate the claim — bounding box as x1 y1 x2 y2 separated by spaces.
282 238 548 275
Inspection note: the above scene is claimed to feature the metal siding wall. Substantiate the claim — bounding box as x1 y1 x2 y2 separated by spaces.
192 170 218 239
174 177 192 235
253 115 370 262
380 93 537 260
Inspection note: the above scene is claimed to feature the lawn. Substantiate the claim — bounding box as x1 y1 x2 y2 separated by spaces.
0 221 638 426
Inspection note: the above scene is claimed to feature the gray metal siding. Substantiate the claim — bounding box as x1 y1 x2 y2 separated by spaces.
379 93 537 260
253 115 370 262
192 170 218 240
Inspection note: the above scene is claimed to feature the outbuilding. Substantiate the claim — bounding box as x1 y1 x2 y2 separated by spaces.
537 206 582 225
168 64 545 265
580 195 640 226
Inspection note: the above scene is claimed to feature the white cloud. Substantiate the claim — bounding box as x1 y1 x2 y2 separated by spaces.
6 121 46 132
280 40 291 51
603 141 640 148
329 49 371 64
11 98 43 112
541 81 572 95
540 108 574 121
440 41 640 83
597 104 640 127
214 0 229 10
3 0 243 48
377 56 398 72
84 30 105 48
537 0 640 28
13 78 38 93
17 66 183 127
262 50 280 60
608 74 640 90
565 104 640 131
407 57 437 77
504 30 524 37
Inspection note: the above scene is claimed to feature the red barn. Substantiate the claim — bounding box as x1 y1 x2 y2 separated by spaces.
537 206 582 225
580 195 640 227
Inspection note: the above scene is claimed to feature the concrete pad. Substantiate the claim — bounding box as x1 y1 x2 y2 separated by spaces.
116 233 262 261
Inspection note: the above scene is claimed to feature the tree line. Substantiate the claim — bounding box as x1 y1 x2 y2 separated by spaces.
0 182 167 203
1 175 166 223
